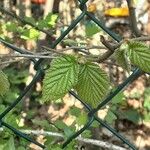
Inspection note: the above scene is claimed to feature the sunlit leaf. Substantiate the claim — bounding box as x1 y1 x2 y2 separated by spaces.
75 62 110 107
24 16 36 25
45 13 58 27
0 70 10 96
127 41 150 73
21 28 40 40
42 55 79 102
115 44 131 72
5 22 17 32
105 110 117 124
85 21 100 37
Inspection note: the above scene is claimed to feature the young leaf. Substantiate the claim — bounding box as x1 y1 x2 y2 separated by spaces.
6 136 15 150
24 16 36 25
42 55 79 102
5 22 17 32
144 96 150 110
143 87 150 110
122 109 141 124
63 39 78 46
75 62 110 107
105 110 117 124
45 13 58 27
115 44 131 72
0 70 10 96
76 111 87 125
111 92 125 104
21 28 40 40
85 21 100 37
37 20 48 29
127 41 150 72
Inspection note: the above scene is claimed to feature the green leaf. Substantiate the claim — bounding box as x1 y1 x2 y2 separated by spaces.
64 128 74 138
0 70 10 96
81 130 92 138
5 22 17 32
69 106 81 117
21 28 40 40
54 120 74 138
143 111 150 122
127 41 150 72
4 136 15 150
111 92 125 104
0 105 6 113
45 13 58 27
85 21 100 37
105 110 117 124
24 17 36 25
115 44 131 72
76 112 87 125
17 146 26 150
55 120 68 130
144 96 150 110
4 114 19 128
75 62 110 107
0 139 7 149
122 109 141 124
32 119 50 129
143 87 150 110
37 20 48 29
63 39 78 46
42 55 79 102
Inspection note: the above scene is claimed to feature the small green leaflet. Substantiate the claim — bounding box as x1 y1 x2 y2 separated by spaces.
0 137 15 150
75 62 110 107
45 13 58 27
63 39 78 46
127 41 150 73
21 28 40 40
85 21 100 37
42 55 79 102
24 16 36 25
115 44 131 72
143 87 150 110
122 109 141 124
5 22 17 32
37 13 58 29
0 70 10 96
76 111 87 125
105 110 117 124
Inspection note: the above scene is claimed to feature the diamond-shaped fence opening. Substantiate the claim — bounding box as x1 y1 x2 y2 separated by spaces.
0 0 145 150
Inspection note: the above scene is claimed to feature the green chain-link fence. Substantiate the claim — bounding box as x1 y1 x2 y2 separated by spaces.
0 0 144 149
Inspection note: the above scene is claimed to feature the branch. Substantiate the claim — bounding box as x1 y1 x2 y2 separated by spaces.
95 36 117 63
0 58 26 66
126 0 141 37
42 45 106 55
0 54 57 59
0 6 52 36
0 128 127 150
131 36 150 41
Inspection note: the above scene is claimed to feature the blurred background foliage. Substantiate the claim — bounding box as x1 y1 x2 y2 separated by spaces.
0 0 150 149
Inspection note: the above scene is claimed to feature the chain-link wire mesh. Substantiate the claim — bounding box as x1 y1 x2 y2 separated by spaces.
0 0 144 149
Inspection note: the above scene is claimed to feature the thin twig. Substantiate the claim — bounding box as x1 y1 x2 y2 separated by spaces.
126 0 141 37
0 54 57 59
0 6 52 36
95 36 117 63
42 45 106 54
1 35 150 63
0 58 26 66
131 36 150 41
0 128 127 150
